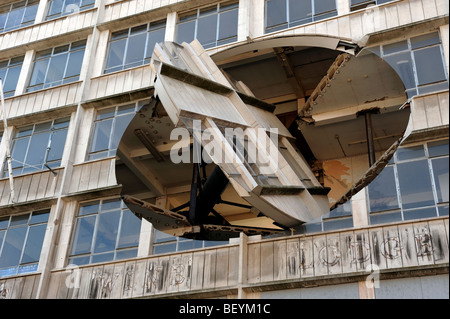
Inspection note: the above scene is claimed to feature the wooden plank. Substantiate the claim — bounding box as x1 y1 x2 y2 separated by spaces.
227 246 239 286
438 92 449 125
191 251 205 291
429 219 449 264
286 238 300 279
100 263 115 299
20 275 37 299
154 256 170 294
299 236 314 278
109 263 125 299
273 240 287 280
88 266 104 299
131 259 147 298
313 235 328 276
413 222 434 265
369 227 387 270
215 248 229 288
203 249 217 289
179 253 193 292
326 233 342 275
121 261 136 298
424 94 443 128
0 278 15 299
340 231 356 274
143 258 158 296
383 226 403 269
9 277 24 299
77 267 93 299
398 223 419 268
247 243 260 284
26 173 42 202
260 241 274 282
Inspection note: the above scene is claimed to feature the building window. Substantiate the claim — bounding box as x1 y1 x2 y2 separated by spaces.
27 40 87 92
46 0 95 21
3 118 70 177
349 0 394 11
153 229 223 255
69 199 141 266
104 20 166 74
265 0 337 33
176 1 239 49
0 210 50 278
0 0 39 34
368 139 449 224
87 101 147 160
371 32 448 98
0 56 24 98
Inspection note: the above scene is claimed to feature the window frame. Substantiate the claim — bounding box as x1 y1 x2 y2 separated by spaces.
45 0 96 21
86 100 148 161
27 40 87 93
0 210 50 278
2 117 71 178
0 0 40 34
0 55 24 98
68 198 141 266
104 19 166 74
367 139 449 225
375 31 449 98
349 0 395 11
176 1 239 49
264 0 338 34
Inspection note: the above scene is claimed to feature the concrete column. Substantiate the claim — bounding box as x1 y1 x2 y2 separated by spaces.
336 0 351 16
14 50 35 95
237 232 248 299
250 0 265 39
34 0 50 24
165 12 178 42
440 25 449 77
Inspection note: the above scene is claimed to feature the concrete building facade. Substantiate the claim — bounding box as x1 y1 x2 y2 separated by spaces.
0 0 448 299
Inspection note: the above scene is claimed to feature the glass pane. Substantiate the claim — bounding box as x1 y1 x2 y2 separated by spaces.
411 32 440 50
71 215 96 255
177 20 196 44
383 52 416 90
153 243 177 254
45 53 68 85
10 137 29 169
110 113 134 150
0 226 27 268
438 205 449 216
383 41 408 55
91 252 114 264
289 0 312 24
3 64 22 94
197 14 218 47
101 198 121 211
4 7 24 31
47 0 64 17
90 119 113 153
105 38 127 71
0 217 8 230
10 214 29 227
428 140 449 157
117 210 140 249
96 107 115 120
124 32 146 67
396 145 425 161
93 210 120 253
18 263 38 275
22 3 38 23
314 0 336 14
21 224 47 264
218 9 238 41
47 129 68 162
145 27 165 59
266 0 287 28
153 229 175 243
369 211 402 225
30 210 50 224
115 248 137 260
403 207 437 220
65 49 84 79
68 255 90 266
432 157 449 203
25 131 50 166
323 217 353 231
178 240 203 251
414 46 447 86
29 59 49 87
79 201 99 216
397 160 435 209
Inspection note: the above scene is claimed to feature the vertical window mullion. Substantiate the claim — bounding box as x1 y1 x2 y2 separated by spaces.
392 157 404 220
17 221 31 269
